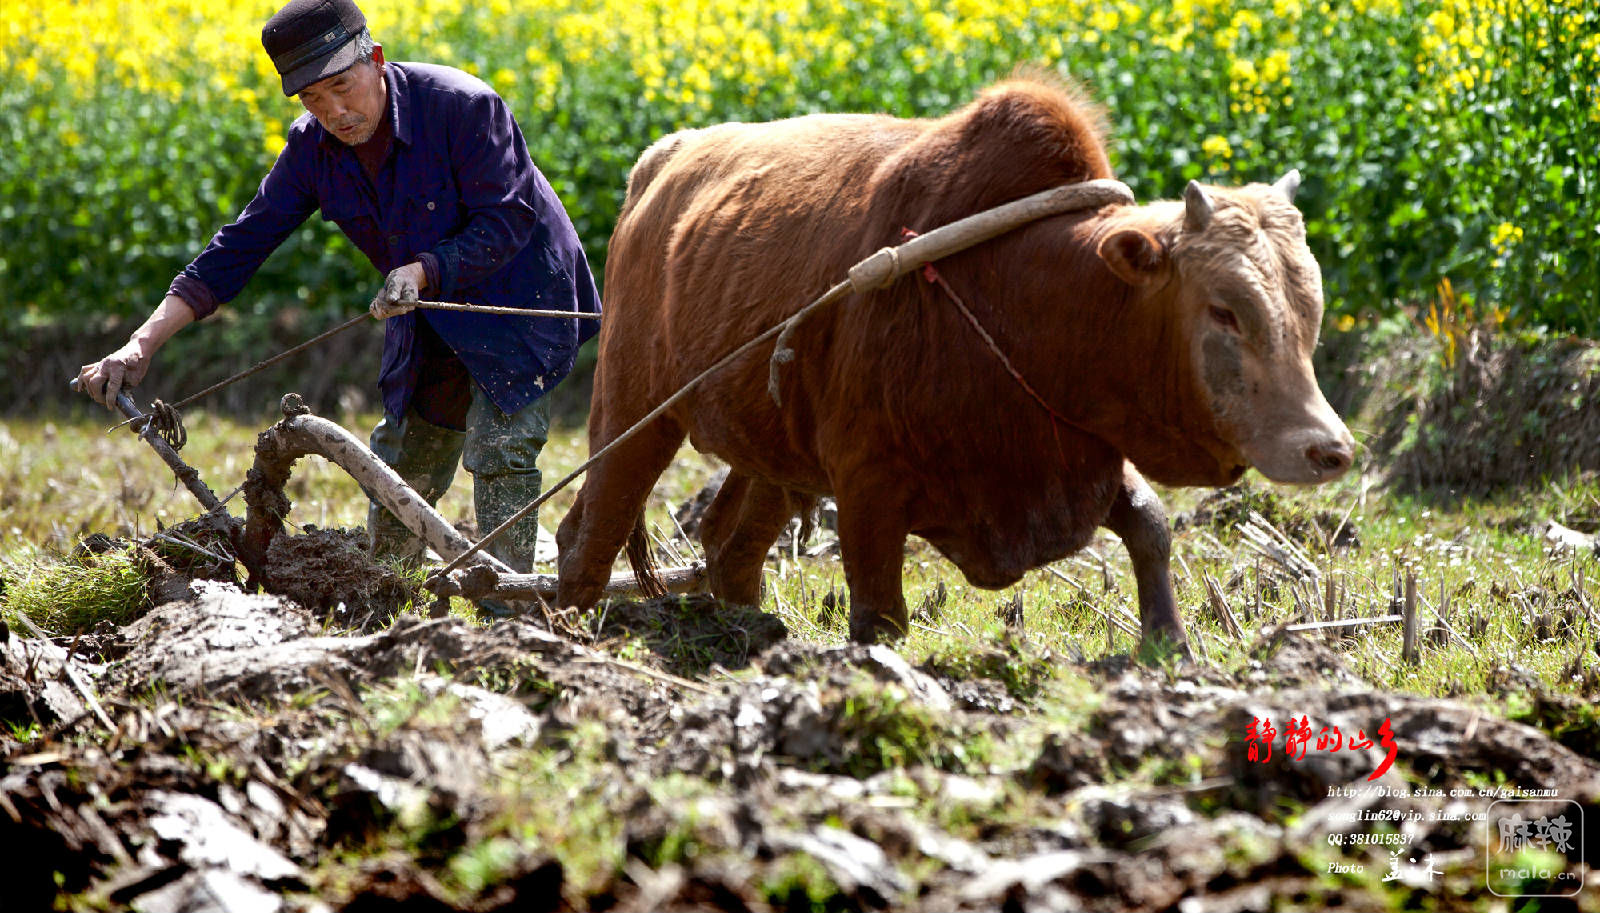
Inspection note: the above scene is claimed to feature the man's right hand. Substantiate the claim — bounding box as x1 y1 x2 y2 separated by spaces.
370 262 426 319
75 293 196 410
78 338 153 409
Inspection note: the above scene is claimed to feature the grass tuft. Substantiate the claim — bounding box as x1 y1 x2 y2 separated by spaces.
1 543 150 633
919 634 1058 701
821 675 995 778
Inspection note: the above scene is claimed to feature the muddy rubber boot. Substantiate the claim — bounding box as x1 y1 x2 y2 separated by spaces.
365 410 466 563
462 393 550 619
470 470 544 619
473 469 545 573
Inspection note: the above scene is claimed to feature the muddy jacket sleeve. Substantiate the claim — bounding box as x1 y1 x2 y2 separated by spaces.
169 139 320 319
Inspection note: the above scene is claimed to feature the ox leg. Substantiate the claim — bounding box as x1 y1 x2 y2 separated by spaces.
1103 464 1189 655
835 490 911 644
699 473 804 606
555 417 685 610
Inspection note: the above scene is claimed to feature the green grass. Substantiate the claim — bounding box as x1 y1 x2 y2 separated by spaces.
823 675 998 777
308 688 628 906
917 633 1059 702
456 720 628 901
1 542 150 633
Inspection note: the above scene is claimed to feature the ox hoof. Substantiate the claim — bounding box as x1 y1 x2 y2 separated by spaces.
848 608 909 645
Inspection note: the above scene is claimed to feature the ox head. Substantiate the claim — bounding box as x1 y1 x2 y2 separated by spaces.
1095 170 1354 485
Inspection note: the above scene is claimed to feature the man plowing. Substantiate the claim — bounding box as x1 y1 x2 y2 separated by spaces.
77 0 600 586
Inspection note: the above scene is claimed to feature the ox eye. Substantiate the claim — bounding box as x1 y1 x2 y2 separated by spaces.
1208 305 1240 333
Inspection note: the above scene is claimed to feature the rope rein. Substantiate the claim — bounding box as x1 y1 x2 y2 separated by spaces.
433 277 858 577
144 399 188 450
903 227 1087 434
110 312 371 443
904 228 1084 472
113 303 599 446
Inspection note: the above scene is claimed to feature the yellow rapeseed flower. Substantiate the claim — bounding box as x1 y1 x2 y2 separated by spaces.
1088 7 1120 32
1223 9 1263 49
1491 222 1524 250
682 61 712 94
1261 49 1291 85
1427 10 1456 40
1230 57 1259 88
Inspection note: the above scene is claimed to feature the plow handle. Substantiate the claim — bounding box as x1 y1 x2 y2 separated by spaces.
70 379 226 514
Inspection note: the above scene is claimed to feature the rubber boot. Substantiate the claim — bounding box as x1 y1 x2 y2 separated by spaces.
365 409 466 564
473 470 545 574
463 393 550 618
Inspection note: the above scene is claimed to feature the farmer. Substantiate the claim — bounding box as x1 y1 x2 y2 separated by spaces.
76 0 601 585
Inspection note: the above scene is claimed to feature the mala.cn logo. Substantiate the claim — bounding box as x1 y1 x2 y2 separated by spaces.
1486 799 1585 897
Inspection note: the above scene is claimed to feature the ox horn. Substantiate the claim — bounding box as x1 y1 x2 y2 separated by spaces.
1273 168 1302 203
1184 180 1214 232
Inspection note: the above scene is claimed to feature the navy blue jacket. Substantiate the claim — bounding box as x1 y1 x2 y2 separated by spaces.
171 62 601 418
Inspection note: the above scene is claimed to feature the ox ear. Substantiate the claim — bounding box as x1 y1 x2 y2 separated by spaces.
1097 228 1169 287
1272 168 1302 203
1184 180 1214 232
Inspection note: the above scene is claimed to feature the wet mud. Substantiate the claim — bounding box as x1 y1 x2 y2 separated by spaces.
260 526 415 630
3 581 1597 912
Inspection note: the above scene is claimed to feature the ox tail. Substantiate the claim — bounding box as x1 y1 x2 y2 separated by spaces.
625 514 670 600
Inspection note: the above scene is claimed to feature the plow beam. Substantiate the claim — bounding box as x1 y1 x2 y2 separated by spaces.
241 395 514 582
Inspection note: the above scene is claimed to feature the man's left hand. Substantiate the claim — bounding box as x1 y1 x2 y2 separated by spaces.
371 262 426 319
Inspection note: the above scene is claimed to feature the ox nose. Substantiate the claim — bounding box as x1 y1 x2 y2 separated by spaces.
1305 438 1353 475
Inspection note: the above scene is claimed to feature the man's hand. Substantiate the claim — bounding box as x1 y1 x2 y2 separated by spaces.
75 294 196 410
78 338 152 409
371 262 427 319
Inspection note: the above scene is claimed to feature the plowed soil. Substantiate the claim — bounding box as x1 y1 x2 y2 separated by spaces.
2 529 1596 911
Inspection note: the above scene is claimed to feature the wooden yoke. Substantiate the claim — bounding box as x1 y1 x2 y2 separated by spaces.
768 178 1134 404
845 178 1134 292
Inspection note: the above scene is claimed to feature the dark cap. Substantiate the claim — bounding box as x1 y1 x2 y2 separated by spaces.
262 0 368 97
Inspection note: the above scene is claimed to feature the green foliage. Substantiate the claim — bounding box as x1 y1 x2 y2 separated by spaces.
1436 0 1600 332
0 54 357 331
4 0 1597 334
446 837 523 898
362 677 456 736
762 853 844 913
486 721 628 895
462 658 564 709
1506 694 1600 758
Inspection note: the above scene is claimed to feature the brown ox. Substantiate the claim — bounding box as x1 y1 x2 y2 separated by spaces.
556 77 1354 650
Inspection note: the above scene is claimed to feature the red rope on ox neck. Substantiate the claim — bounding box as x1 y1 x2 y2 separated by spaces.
901 228 1084 458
